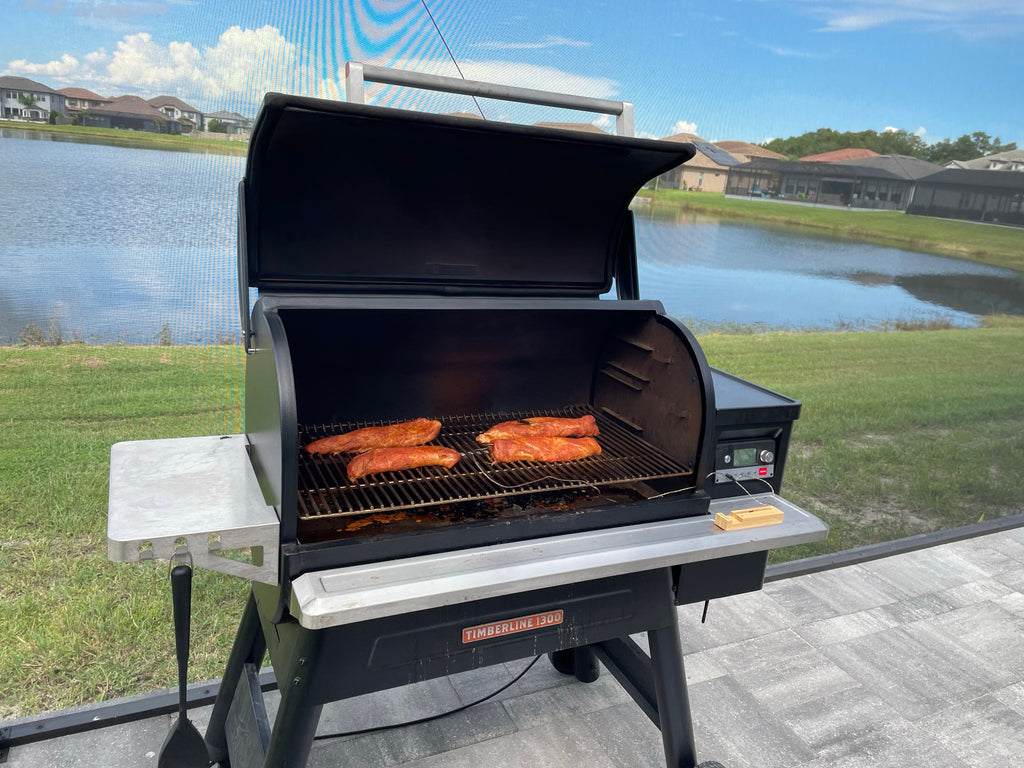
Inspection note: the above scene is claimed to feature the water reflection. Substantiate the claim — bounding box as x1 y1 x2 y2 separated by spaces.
632 207 1021 330
0 131 1021 344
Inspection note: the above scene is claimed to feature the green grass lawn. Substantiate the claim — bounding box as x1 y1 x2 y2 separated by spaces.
639 189 1024 272
1 327 1023 716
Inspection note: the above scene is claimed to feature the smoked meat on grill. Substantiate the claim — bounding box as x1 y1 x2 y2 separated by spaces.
346 445 462 482
476 415 599 444
488 436 602 463
305 418 441 454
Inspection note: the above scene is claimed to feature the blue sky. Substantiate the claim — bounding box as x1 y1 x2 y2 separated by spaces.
2 0 1021 147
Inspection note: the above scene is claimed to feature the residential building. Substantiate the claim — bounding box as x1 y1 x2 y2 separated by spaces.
908 169 1024 226
0 75 67 120
724 156 927 210
84 95 181 133
945 149 1024 172
147 96 204 133
656 133 742 193
205 110 253 137
713 141 787 163
58 87 110 120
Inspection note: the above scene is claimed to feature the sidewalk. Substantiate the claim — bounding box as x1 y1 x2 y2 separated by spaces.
5 525 1024 767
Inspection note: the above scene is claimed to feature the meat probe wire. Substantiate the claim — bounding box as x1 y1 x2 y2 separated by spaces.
420 0 487 120
463 448 603 493
312 654 542 742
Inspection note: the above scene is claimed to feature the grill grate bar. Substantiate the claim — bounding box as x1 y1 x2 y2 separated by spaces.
297 405 692 520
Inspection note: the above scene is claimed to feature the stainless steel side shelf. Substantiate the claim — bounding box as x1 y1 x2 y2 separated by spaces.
107 434 279 584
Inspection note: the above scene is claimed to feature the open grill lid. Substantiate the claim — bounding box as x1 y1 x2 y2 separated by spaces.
238 93 694 309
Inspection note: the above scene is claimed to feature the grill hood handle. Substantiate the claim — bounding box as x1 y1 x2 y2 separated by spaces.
238 179 253 353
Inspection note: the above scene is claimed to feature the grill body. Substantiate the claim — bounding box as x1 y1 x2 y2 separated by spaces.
193 80 826 768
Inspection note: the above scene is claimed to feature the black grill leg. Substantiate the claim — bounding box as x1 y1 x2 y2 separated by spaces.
206 590 267 762
262 683 323 768
548 646 601 682
649 616 698 768
261 620 324 768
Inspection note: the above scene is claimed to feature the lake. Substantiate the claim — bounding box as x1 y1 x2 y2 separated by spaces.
1 130 1021 345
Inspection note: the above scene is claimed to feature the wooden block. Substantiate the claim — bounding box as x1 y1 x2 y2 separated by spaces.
713 505 784 531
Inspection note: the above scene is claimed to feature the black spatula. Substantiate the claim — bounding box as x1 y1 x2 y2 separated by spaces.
158 563 210 768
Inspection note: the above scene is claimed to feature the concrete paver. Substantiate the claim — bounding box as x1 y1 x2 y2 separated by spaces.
4 525 1023 767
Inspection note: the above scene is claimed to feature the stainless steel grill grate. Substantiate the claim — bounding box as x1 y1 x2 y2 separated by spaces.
296 405 693 519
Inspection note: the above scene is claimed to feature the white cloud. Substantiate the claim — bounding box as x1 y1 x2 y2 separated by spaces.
773 0 1024 36
670 119 698 136
883 125 928 138
7 53 82 78
473 35 590 51
5 28 617 118
4 25 325 112
756 42 817 57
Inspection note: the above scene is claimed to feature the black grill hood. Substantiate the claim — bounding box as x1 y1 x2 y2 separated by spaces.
239 92 694 302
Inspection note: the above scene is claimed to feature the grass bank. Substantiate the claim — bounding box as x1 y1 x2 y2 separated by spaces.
638 189 1024 272
0 120 247 156
1 327 1023 716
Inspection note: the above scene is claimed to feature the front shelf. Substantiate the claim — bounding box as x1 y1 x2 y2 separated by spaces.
291 492 828 629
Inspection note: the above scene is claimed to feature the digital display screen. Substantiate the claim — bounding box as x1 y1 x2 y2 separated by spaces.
733 448 757 467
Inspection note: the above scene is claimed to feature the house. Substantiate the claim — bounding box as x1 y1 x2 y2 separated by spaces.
799 148 880 163
0 75 67 121
725 156 927 210
907 168 1024 226
205 110 252 137
84 95 181 133
656 133 742 193
58 87 110 121
713 141 787 163
945 149 1024 173
147 96 204 134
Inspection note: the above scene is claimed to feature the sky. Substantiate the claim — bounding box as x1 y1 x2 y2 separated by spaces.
2 0 1021 147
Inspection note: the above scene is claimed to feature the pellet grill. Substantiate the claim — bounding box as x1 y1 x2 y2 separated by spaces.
107 64 827 768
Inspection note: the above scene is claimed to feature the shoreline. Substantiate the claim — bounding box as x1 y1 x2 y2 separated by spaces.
637 189 1024 272
0 120 247 156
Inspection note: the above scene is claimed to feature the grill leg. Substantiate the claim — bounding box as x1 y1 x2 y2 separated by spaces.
206 590 267 762
649 615 698 768
262 619 324 768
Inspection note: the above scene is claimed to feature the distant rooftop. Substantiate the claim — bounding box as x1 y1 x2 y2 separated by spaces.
0 75 61 95
837 154 943 179
715 141 787 161
534 121 607 134
800 147 880 162
952 149 1024 171
57 87 108 101
91 95 179 122
147 95 201 114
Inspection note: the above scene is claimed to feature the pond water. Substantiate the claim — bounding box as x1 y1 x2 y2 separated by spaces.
1 130 1021 345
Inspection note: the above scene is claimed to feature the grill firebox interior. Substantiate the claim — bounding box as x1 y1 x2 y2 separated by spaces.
298 403 692 519
246 298 714 549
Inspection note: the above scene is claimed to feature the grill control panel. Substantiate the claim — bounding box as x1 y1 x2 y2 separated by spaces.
714 439 776 486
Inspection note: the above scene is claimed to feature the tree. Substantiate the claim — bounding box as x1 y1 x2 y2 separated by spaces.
762 127 1016 163
208 118 227 133
926 132 1017 164
17 93 40 119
